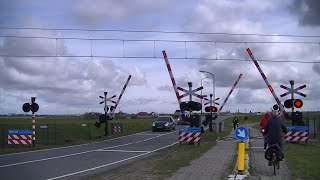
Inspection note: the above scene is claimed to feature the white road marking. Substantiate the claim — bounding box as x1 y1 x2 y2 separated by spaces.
46 142 178 180
0 130 176 168
251 146 264 149
95 150 151 153
0 130 151 157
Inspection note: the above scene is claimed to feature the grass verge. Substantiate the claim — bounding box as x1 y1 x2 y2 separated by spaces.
0 117 152 154
285 142 320 180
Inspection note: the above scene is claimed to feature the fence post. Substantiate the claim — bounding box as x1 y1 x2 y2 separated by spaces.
88 124 91 139
54 120 57 144
47 124 49 145
2 127 4 152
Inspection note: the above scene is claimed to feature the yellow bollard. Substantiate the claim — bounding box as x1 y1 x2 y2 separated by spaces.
238 142 245 172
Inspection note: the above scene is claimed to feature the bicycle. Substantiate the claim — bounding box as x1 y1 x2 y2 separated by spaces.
265 144 282 175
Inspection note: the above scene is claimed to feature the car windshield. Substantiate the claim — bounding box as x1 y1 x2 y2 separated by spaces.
155 117 170 122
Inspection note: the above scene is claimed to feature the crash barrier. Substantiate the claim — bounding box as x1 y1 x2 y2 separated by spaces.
178 127 201 145
111 123 123 134
285 126 308 143
7 129 32 145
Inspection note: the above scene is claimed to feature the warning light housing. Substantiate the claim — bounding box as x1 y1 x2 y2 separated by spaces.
284 99 293 108
294 99 303 108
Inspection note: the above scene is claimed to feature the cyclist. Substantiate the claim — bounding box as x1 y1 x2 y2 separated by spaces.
232 116 239 130
259 112 271 151
265 110 288 165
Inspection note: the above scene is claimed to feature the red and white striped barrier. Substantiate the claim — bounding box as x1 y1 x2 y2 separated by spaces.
246 48 286 113
111 123 123 134
113 126 122 133
218 74 242 112
162 51 181 106
8 134 32 145
179 131 201 143
285 131 308 142
111 75 132 115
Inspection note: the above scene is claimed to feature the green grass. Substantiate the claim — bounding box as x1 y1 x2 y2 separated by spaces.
285 143 320 180
0 116 153 154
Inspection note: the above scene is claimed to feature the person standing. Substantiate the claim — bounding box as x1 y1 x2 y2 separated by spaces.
232 116 239 130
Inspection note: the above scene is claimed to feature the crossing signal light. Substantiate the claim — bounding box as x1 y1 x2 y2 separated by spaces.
205 106 217 112
283 99 303 108
284 99 293 108
211 106 217 112
180 101 202 111
294 99 303 108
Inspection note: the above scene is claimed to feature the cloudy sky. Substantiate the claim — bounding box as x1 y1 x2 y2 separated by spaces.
1 0 320 114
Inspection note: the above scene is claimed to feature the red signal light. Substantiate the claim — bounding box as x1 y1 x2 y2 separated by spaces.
294 99 303 108
211 106 217 112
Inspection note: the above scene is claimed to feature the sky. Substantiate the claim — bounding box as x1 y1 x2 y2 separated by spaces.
1 0 320 115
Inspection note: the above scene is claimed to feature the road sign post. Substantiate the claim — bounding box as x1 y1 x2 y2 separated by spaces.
234 126 249 172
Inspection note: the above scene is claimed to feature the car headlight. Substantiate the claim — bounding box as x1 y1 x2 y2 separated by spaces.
152 122 155 126
165 122 169 126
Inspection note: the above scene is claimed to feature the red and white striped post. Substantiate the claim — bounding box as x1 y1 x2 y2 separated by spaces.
111 75 132 115
31 97 36 147
218 74 243 112
32 112 36 147
246 48 286 114
162 50 181 106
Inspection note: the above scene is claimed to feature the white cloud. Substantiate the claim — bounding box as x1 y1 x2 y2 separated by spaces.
71 0 172 26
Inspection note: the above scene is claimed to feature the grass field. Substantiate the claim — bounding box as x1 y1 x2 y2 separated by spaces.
285 143 320 180
0 116 153 154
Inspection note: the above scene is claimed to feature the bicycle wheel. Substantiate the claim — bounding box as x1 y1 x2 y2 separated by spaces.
272 153 277 175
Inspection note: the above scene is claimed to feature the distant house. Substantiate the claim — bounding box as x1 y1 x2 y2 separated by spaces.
137 112 153 119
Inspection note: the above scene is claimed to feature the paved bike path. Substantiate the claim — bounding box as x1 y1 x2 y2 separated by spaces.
248 124 292 179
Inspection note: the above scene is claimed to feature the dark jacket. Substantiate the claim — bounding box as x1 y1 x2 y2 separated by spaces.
265 115 288 145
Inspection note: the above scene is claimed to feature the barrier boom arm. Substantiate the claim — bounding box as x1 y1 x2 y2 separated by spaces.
162 50 181 106
246 48 286 114
218 73 243 112
111 75 132 115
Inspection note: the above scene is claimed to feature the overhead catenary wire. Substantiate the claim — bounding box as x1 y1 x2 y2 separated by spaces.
2 26 320 38
1 35 320 44
0 55 319 64
1 28 320 64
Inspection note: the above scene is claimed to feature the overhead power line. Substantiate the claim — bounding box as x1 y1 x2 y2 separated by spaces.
1 35 320 44
1 26 320 38
0 55 319 64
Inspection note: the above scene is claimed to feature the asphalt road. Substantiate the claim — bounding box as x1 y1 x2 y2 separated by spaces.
0 115 229 180
0 127 184 180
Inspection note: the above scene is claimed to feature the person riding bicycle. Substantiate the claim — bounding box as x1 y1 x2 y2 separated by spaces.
259 112 271 150
265 110 288 165
232 116 239 130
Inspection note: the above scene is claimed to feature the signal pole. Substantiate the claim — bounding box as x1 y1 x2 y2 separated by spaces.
209 94 213 132
103 92 109 136
290 80 294 114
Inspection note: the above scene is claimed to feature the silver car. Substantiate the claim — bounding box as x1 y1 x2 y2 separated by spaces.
152 116 176 132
